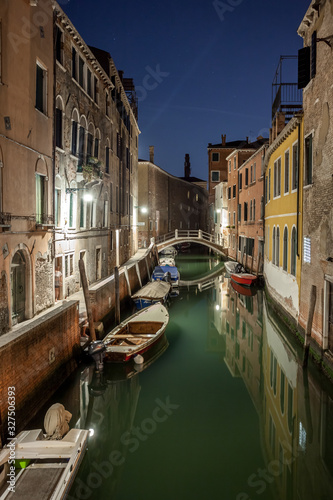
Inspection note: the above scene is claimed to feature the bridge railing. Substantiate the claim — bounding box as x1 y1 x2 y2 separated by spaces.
154 229 223 246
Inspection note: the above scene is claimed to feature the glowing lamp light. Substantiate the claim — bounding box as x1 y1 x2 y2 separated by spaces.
89 428 95 437
140 206 148 214
215 305 220 311
83 193 93 202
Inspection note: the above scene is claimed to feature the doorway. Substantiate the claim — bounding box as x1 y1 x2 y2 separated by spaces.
11 251 26 324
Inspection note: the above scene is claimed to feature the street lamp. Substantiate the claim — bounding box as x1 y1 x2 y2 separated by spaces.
134 205 148 214
66 188 92 201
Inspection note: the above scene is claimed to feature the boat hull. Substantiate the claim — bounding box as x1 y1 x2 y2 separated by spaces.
103 303 169 363
231 280 257 296
131 281 171 310
231 273 257 286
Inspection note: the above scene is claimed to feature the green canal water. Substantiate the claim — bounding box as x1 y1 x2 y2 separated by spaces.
30 250 333 500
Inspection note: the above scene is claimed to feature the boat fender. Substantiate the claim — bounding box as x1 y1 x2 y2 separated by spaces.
134 354 144 365
44 403 72 440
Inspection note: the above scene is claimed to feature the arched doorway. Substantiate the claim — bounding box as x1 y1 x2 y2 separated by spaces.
11 250 26 324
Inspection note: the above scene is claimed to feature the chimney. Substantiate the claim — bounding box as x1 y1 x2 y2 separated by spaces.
221 134 226 146
184 154 191 178
149 146 154 163
246 136 249 143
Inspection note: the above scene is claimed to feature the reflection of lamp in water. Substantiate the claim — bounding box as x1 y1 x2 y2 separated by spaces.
134 205 148 214
89 428 95 437
215 304 220 311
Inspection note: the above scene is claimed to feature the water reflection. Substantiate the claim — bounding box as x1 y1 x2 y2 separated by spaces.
29 253 333 500
212 274 333 500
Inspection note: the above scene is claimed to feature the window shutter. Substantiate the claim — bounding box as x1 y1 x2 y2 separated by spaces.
298 47 310 89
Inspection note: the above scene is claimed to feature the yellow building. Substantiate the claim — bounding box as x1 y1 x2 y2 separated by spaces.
264 114 304 320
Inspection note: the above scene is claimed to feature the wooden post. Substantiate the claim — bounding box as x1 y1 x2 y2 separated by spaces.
154 245 159 266
79 259 96 341
258 253 262 275
303 285 317 368
251 251 254 274
114 266 120 325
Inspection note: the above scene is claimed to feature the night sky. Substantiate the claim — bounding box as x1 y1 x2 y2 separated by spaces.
60 0 309 180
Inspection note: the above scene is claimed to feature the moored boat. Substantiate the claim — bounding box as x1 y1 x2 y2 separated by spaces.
131 280 171 310
0 427 88 500
160 246 177 257
103 303 169 363
224 260 244 274
231 272 257 287
152 265 180 286
159 256 176 267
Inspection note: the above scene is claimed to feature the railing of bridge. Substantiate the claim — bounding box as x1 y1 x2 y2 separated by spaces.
154 230 223 246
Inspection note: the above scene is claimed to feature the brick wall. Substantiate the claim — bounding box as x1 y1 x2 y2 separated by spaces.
0 301 79 439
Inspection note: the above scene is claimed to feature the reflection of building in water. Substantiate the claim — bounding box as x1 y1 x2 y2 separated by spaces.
223 282 240 376
262 300 333 499
206 276 229 355
262 301 298 499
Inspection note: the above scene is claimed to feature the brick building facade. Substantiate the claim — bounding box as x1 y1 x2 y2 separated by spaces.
138 151 208 248
298 0 333 351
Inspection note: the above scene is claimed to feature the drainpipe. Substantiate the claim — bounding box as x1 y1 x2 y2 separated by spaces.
52 11 57 267
296 120 301 257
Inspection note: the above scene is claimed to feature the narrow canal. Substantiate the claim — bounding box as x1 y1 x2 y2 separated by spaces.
29 249 333 500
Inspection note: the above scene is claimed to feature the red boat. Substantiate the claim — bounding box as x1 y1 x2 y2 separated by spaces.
230 272 257 287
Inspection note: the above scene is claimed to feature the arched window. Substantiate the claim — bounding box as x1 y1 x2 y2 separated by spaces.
283 227 288 271
291 227 297 276
78 115 87 168
272 227 276 264
68 181 77 229
71 108 79 156
276 227 280 267
55 96 64 149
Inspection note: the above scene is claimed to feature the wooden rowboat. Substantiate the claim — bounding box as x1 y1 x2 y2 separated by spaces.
0 428 88 500
230 279 257 296
231 272 257 287
103 303 169 363
224 261 245 275
131 280 171 310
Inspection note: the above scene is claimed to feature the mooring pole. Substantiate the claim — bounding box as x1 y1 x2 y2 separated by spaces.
114 266 120 325
303 285 317 368
79 259 96 341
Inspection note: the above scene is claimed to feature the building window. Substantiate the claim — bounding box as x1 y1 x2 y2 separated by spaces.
55 107 62 149
233 211 235 225
272 227 276 264
36 174 46 224
276 226 280 267
291 227 297 276
90 200 96 227
238 204 241 222
228 160 231 173
87 132 93 159
245 168 248 186
253 199 255 221
71 120 78 156
116 186 119 213
212 152 219 161
55 26 63 65
234 157 236 170
211 171 220 182
65 253 74 277
233 185 236 198
103 195 108 227
78 56 84 88
284 150 290 194
105 147 110 174
94 137 99 159
55 188 61 227
94 77 98 104
239 173 242 190
274 158 281 198
265 176 268 204
69 191 76 228
250 200 253 221
268 169 271 201
72 47 77 80
292 142 298 191
304 134 313 186
78 126 85 167
87 68 92 97
228 187 231 200
35 62 47 114
253 163 256 182
110 183 113 212
283 227 288 271
244 202 248 222
80 197 86 228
